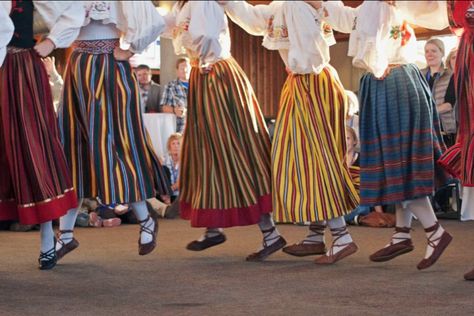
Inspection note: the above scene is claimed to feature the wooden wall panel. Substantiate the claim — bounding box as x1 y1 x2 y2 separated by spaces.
229 19 286 119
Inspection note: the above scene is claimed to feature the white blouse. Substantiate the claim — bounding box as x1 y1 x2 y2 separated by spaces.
80 1 165 54
223 1 336 75
161 1 231 67
321 1 449 78
0 1 14 66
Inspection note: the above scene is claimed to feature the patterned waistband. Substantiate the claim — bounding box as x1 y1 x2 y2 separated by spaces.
73 39 119 54
7 46 31 54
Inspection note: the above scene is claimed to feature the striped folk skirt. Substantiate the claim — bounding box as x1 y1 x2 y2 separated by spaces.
180 58 272 228
0 48 77 225
272 69 359 224
58 40 170 204
440 30 474 186
359 64 445 206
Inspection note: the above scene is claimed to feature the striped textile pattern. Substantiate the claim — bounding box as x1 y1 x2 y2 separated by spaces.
454 29 474 186
58 41 170 205
439 143 461 179
180 58 272 228
272 69 359 224
0 49 77 225
359 64 445 206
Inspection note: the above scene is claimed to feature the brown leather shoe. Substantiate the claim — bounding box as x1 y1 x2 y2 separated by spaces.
283 242 326 257
464 268 474 281
56 230 80 261
138 210 159 256
314 242 358 264
417 223 452 270
369 227 414 262
246 236 287 262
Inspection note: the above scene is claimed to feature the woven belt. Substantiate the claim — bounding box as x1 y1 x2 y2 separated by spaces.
73 39 119 54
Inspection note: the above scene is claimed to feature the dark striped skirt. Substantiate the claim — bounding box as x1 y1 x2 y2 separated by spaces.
449 30 474 186
359 64 445 206
272 69 359 223
0 48 77 225
58 40 169 204
180 57 272 228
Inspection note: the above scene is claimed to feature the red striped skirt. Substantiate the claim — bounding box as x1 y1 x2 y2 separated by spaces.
0 48 77 224
180 58 272 227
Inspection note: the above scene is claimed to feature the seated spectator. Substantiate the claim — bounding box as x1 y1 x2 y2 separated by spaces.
135 64 162 113
160 57 190 133
345 90 360 152
344 126 371 224
165 133 182 201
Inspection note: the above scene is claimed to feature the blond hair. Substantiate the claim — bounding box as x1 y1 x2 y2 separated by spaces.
167 133 183 152
446 48 458 72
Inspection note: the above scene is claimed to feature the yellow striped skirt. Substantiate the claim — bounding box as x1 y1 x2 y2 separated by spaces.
272 68 359 223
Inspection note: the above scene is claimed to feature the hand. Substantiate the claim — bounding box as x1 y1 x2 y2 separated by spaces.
113 47 134 61
34 38 55 57
160 195 171 205
199 64 213 74
174 106 186 118
42 56 56 76
376 67 392 80
304 1 322 10
171 183 179 191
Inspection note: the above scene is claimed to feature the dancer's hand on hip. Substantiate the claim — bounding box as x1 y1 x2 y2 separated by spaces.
34 38 55 57
114 47 134 61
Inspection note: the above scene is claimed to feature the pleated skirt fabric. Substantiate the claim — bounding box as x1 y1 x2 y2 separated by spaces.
442 30 474 186
58 40 170 205
0 48 77 224
272 69 359 224
179 57 272 228
359 64 445 206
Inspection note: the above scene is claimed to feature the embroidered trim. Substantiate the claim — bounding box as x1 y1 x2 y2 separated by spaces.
172 18 190 39
267 15 288 40
73 39 119 54
389 21 412 46
6 46 30 54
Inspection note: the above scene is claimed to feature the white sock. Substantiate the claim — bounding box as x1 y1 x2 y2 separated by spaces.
327 217 353 255
197 228 223 241
387 204 412 246
131 200 155 245
303 221 326 244
461 187 474 221
258 214 281 247
405 197 445 259
40 221 55 253
56 202 81 252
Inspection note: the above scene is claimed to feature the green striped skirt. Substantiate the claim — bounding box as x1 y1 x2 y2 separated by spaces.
180 57 272 228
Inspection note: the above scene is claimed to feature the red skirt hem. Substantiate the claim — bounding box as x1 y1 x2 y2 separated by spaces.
0 190 78 225
180 194 272 228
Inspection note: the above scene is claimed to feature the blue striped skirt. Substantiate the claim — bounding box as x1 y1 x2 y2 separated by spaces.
359 64 445 206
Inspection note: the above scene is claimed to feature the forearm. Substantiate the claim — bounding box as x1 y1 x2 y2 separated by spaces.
161 105 175 113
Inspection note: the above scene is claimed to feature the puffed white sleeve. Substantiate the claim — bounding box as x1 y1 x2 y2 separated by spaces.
120 0 165 54
160 3 178 40
0 1 14 66
321 1 357 34
222 0 272 36
397 0 449 30
33 1 85 48
185 1 227 66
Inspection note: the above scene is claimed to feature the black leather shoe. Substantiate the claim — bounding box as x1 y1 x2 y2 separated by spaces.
38 245 57 270
186 233 226 251
246 236 287 262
